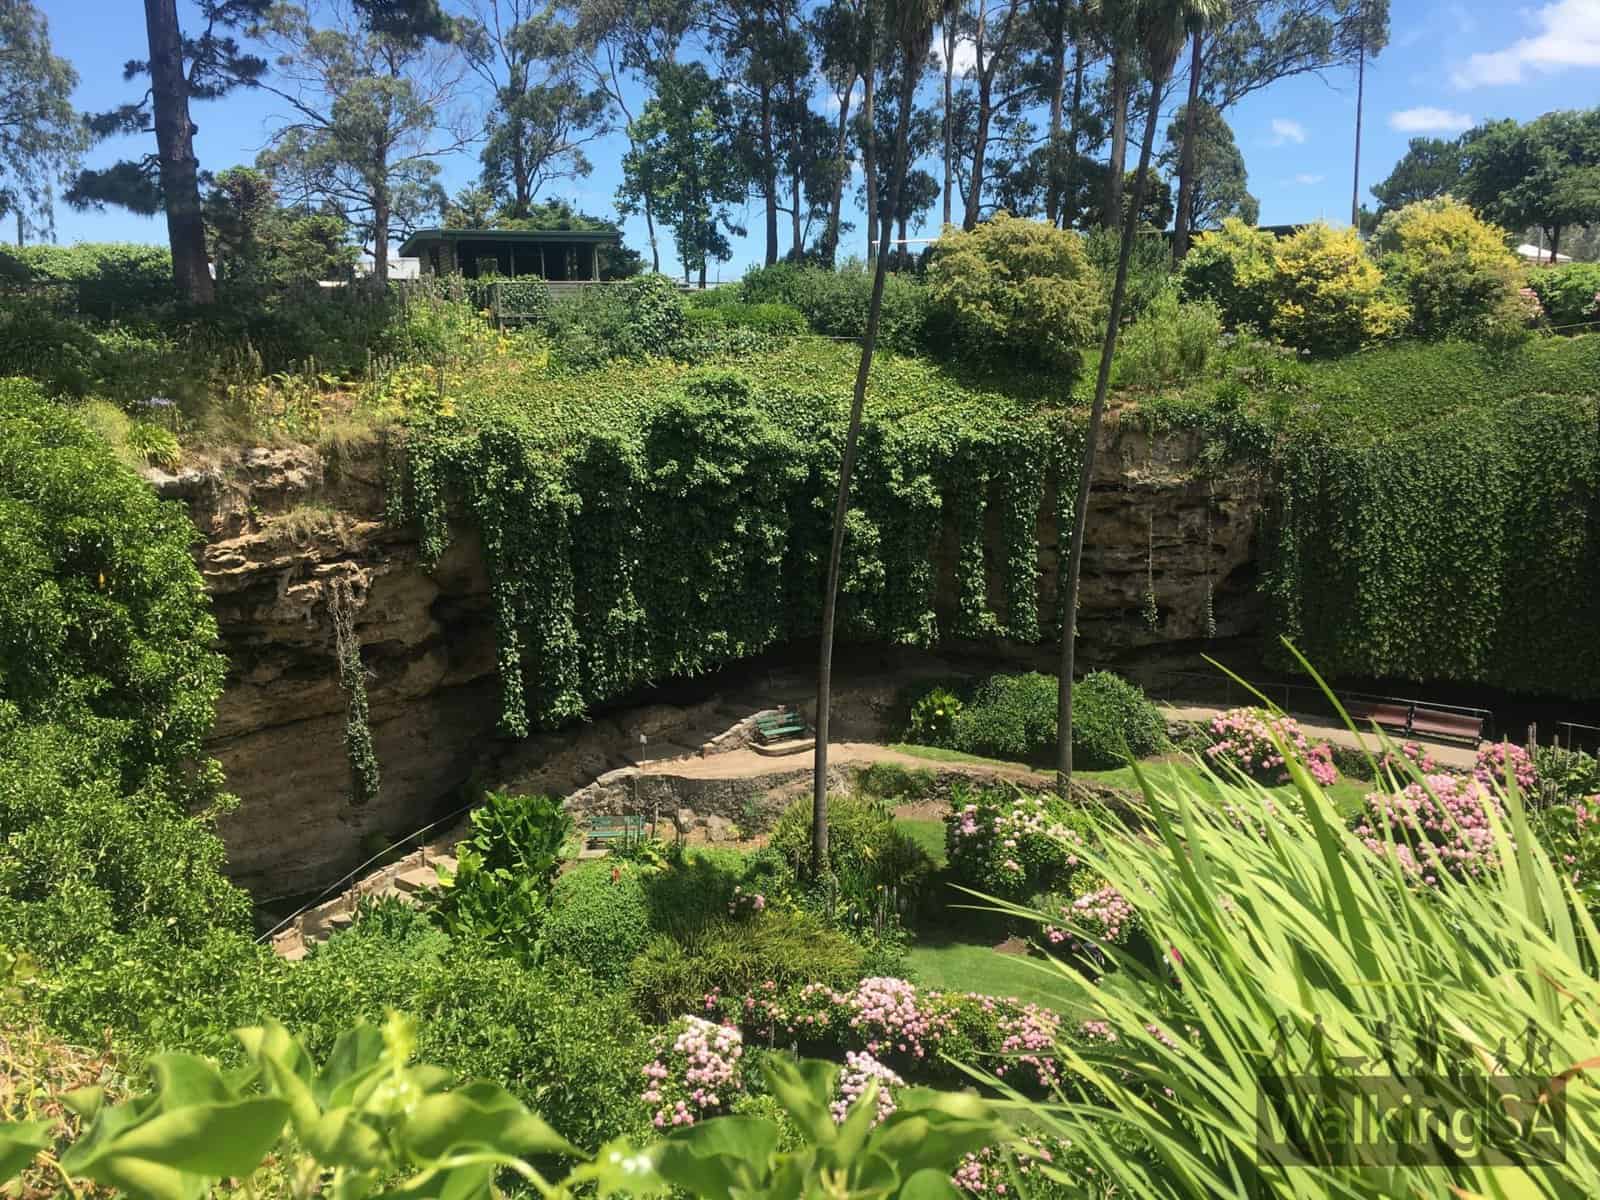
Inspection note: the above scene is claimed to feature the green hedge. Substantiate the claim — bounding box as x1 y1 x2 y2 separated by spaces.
0 243 175 319
541 861 654 982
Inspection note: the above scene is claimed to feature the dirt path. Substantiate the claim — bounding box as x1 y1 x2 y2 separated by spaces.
637 740 1052 784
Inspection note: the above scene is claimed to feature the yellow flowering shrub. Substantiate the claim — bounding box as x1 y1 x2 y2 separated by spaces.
1373 197 1524 340
1269 222 1409 356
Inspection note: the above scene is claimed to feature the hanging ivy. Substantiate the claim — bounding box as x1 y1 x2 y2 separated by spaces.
395 346 1077 735
330 577 381 805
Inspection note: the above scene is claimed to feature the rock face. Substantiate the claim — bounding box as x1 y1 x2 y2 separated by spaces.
156 419 1265 899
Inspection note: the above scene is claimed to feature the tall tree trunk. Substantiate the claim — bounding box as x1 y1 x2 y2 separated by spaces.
823 81 855 266
371 180 390 294
762 84 779 265
791 166 804 261
143 0 213 304
862 63 877 262
941 0 956 227
813 45 922 879
1061 26 1083 228
1057 71 1167 789
1101 50 1127 230
1172 32 1204 261
1045 8 1066 226
1350 22 1364 230
963 72 991 230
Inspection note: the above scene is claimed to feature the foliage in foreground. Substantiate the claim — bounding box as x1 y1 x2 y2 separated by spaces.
1007 720 1600 1198
0 1009 1003 1200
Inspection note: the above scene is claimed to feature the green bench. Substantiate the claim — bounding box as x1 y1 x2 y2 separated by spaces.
755 707 808 744
586 814 646 849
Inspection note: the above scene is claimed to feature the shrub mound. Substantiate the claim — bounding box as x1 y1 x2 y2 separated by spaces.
541 860 653 982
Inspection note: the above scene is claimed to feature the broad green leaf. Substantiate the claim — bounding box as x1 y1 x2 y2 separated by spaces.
652 1142 754 1197
401 1080 576 1162
63 1097 289 1185
762 1057 838 1147
0 1120 53 1184
667 1115 779 1165
899 1167 964 1199
563 1137 669 1198
306 1107 388 1169
318 1023 390 1107
61 1086 105 1120
145 1054 237 1107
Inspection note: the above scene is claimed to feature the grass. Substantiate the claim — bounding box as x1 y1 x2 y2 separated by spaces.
904 941 1068 1012
897 819 947 867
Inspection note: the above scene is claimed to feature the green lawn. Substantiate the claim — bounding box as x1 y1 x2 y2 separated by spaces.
904 941 1077 1012
898 818 947 866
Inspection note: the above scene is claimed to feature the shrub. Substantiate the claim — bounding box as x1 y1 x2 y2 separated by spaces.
430 791 571 958
541 860 652 981
943 670 1164 768
1178 217 1277 331
768 794 933 900
852 762 938 803
640 1015 745 1129
948 672 1057 761
1071 671 1169 769
1083 225 1173 322
1203 707 1337 786
0 303 95 395
628 909 866 1021
926 213 1104 371
1268 222 1409 356
1535 799 1600 915
1474 740 1537 795
547 272 688 365
739 262 929 353
905 686 963 746
1372 197 1524 340
944 783 1093 900
1113 286 1224 389
685 300 806 336
639 846 749 938
8 242 175 319
1525 261 1600 328
1533 745 1600 807
1353 773 1501 885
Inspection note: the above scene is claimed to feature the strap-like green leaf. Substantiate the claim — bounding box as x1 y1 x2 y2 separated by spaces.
0 1120 54 1185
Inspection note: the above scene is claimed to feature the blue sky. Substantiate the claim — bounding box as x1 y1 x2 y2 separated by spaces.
30 0 1600 276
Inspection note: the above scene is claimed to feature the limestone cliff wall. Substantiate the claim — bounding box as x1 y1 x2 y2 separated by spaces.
150 416 1265 898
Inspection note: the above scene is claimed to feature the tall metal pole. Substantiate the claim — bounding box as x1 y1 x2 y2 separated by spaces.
1351 18 1365 231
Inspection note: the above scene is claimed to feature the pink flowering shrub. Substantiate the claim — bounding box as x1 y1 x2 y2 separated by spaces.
1205 707 1337 786
727 885 767 917
1042 881 1136 960
944 783 1090 900
1380 740 1440 776
1354 773 1502 886
640 1014 744 1129
831 1050 904 1125
1474 740 1537 796
954 1134 1070 1196
709 975 1067 1092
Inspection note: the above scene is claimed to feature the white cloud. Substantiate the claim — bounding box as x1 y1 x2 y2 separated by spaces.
1293 173 1325 185
1270 118 1307 145
950 36 978 77
1389 105 1476 133
1446 2 1479 34
1450 0 1600 87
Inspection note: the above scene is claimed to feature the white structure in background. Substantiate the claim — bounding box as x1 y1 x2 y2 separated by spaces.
1515 243 1572 265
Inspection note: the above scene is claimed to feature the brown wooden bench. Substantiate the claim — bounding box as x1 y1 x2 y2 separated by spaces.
1345 700 1485 745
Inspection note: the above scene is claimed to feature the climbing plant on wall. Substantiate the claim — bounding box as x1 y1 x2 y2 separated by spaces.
395 345 1078 735
330 577 380 805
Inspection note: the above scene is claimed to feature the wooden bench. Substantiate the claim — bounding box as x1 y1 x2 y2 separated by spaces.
1345 700 1486 745
586 814 645 850
755 707 808 745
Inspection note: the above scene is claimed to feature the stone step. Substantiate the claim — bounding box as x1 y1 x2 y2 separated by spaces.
752 735 816 757
393 866 436 894
280 941 307 962
430 854 457 876
326 911 354 931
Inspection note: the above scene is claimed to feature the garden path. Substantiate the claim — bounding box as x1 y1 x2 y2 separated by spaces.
634 740 1050 783
1159 703 1478 770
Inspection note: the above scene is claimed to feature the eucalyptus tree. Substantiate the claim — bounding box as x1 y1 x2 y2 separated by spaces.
0 0 84 242
1056 0 1228 788
70 0 269 303
466 0 610 218
573 0 704 272
814 0 874 264
958 0 1034 230
812 0 941 878
709 0 812 266
252 0 474 289
1159 100 1256 236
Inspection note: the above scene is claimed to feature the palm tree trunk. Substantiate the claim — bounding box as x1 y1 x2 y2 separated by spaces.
1172 32 1203 261
1056 70 1168 790
942 0 956 227
812 47 922 879
1101 50 1127 230
1350 21 1364 230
